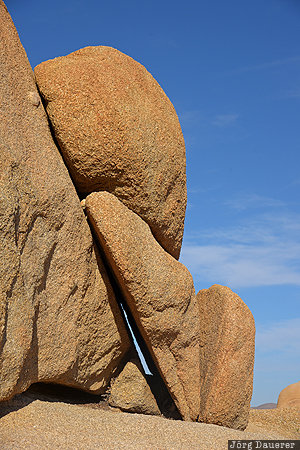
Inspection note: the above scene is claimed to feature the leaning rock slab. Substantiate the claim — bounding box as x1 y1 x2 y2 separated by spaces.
0 1 130 401
109 360 161 416
197 285 255 430
85 191 200 421
34 46 187 259
277 381 300 409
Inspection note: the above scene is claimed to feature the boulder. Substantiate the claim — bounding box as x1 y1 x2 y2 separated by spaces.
85 191 200 422
277 381 300 409
109 360 161 416
197 285 255 430
0 1 130 401
34 46 187 259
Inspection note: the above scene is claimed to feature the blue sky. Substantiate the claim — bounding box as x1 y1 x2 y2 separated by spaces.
7 0 300 406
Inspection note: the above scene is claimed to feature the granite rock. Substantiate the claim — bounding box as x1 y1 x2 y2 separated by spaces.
85 191 200 421
277 381 300 409
0 1 130 401
109 360 161 416
197 285 255 430
34 46 187 259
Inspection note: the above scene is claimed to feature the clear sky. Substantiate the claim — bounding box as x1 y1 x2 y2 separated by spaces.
6 0 300 406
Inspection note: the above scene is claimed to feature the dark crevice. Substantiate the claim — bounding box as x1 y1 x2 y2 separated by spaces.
0 297 9 356
14 202 20 247
19 213 45 255
88 226 181 420
24 382 105 405
35 241 57 295
15 301 40 390
0 382 108 419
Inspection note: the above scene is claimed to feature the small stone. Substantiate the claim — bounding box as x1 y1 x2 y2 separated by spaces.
28 91 40 107
109 360 161 416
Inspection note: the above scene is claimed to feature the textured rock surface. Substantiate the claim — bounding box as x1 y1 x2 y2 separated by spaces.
109 360 161 416
85 191 200 421
0 1 130 401
34 45 187 259
277 381 300 409
197 285 255 430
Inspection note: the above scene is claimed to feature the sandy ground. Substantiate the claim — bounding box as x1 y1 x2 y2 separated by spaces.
0 392 299 450
246 407 300 439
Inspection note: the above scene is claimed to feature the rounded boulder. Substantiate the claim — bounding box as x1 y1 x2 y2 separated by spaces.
277 381 300 409
34 46 187 259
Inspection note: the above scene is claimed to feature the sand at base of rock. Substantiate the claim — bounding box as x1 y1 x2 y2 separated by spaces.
0 395 290 450
246 407 300 439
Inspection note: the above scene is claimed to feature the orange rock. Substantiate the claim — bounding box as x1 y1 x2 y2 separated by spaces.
197 285 255 430
109 360 161 416
0 1 130 401
277 381 300 409
34 46 187 259
85 191 200 421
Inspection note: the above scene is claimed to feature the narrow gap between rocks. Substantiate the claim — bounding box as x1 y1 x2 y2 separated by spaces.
89 226 181 420
24 383 106 406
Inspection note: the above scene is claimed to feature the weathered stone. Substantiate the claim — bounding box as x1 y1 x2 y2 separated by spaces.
277 381 300 409
85 191 200 422
197 285 255 430
34 46 187 259
109 360 161 416
0 1 130 401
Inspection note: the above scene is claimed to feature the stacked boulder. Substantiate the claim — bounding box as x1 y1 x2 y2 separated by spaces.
0 0 255 431
85 191 200 421
34 45 187 261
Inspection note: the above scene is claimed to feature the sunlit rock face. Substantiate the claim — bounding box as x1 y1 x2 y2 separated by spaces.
277 381 300 409
85 191 200 422
0 1 257 434
34 45 187 260
197 284 255 430
0 0 130 401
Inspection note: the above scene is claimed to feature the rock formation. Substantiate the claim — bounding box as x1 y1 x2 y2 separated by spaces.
85 191 200 422
0 0 130 401
0 0 258 433
109 360 161 416
197 285 255 430
277 381 300 409
34 46 187 259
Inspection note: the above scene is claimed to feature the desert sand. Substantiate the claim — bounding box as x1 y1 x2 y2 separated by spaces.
0 390 298 449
